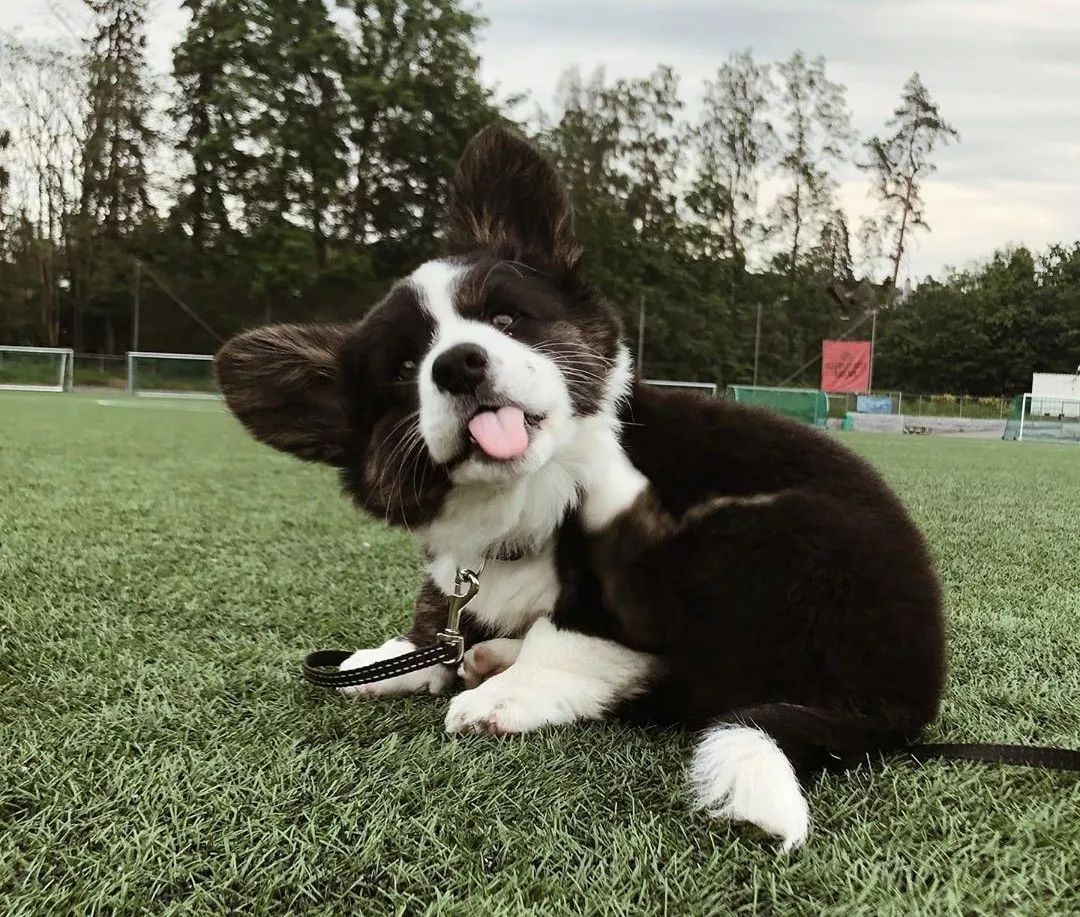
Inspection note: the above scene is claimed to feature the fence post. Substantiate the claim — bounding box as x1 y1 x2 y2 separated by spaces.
959 395 964 419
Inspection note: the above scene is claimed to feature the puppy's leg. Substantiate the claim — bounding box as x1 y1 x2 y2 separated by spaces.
445 619 656 735
339 575 475 699
458 638 522 689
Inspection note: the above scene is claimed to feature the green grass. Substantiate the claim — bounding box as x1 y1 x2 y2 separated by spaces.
2 392 1079 916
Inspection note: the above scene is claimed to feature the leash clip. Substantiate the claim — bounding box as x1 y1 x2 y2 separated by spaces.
437 567 480 666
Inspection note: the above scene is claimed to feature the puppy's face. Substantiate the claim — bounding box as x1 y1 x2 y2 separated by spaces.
216 127 623 527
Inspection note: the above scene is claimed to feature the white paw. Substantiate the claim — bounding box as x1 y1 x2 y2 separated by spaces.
337 638 455 699
690 726 810 852
457 638 523 689
444 669 570 735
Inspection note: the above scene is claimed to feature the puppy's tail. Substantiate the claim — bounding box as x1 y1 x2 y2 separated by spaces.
689 702 922 851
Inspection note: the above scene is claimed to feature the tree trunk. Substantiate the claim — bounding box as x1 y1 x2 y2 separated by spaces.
889 123 920 287
790 180 802 272
313 207 327 268
889 197 910 288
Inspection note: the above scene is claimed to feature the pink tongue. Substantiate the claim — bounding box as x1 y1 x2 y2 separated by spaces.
468 406 529 461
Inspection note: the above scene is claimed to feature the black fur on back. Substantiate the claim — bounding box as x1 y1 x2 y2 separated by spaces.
560 383 946 778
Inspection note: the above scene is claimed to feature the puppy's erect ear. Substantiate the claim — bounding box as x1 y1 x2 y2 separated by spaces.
215 323 352 466
447 124 582 271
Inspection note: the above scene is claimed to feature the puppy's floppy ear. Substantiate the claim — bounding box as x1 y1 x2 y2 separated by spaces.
215 323 352 466
448 124 582 271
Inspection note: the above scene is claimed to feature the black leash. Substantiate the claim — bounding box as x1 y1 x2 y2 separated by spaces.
300 567 480 690
298 567 1080 773
904 742 1080 772
300 644 457 688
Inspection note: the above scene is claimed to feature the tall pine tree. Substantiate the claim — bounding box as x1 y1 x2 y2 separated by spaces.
72 0 157 351
248 0 349 271
172 0 258 253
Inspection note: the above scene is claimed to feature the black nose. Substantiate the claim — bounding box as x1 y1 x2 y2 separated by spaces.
431 343 489 395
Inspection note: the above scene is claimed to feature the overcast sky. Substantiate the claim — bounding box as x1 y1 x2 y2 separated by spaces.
7 0 1079 280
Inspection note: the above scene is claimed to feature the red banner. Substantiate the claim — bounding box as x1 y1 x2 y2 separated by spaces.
821 340 871 393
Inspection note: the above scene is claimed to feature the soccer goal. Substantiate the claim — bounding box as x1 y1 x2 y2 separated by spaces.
0 345 75 392
643 379 718 398
127 351 219 399
1004 393 1080 444
727 384 829 428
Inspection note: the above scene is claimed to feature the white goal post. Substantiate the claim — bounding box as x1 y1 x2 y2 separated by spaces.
0 345 74 392
126 351 220 399
643 378 718 398
1016 392 1080 442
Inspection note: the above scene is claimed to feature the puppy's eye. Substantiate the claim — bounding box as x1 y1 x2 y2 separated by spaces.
397 359 417 380
491 313 516 332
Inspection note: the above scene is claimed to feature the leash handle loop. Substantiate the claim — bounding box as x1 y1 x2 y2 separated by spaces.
300 565 483 687
300 644 453 688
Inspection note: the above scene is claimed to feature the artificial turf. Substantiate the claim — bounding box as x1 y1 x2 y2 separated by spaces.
1 391 1078 916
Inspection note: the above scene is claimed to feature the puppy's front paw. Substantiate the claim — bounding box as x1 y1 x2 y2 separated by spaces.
444 670 568 736
457 638 523 689
337 638 454 699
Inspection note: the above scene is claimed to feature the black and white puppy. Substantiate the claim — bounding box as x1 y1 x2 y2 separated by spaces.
216 126 945 851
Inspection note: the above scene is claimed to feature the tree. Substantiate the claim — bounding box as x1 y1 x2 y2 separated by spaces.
0 128 10 215
171 0 259 253
170 0 352 326
544 66 685 275
769 52 852 276
687 50 774 265
543 69 684 292
78 0 155 239
335 0 499 277
543 67 755 384
3 26 1075 401
71 0 158 351
811 209 855 284
0 38 84 345
861 73 959 286
247 0 349 271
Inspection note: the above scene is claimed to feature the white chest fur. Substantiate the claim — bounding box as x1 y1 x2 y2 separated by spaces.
427 550 560 638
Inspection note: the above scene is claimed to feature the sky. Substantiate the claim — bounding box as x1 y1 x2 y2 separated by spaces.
6 0 1079 281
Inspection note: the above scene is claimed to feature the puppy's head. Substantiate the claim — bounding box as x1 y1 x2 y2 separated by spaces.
216 126 625 526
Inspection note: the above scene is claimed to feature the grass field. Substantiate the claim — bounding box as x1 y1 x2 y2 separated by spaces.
2 392 1079 916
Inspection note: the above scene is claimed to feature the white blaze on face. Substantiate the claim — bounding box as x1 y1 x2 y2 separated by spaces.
409 259 575 479
410 260 463 327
